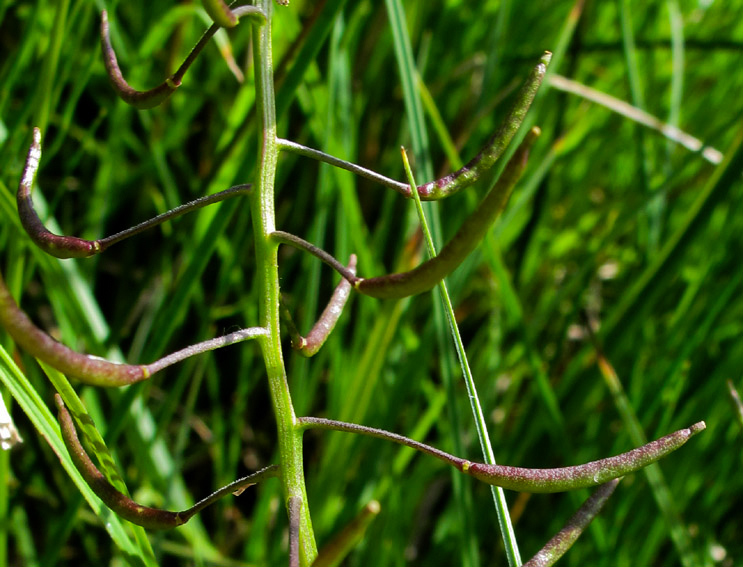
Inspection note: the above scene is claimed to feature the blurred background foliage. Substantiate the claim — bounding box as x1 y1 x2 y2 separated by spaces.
1 0 742 566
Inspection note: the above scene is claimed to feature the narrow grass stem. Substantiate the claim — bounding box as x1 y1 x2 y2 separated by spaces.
311 501 381 567
401 147 522 565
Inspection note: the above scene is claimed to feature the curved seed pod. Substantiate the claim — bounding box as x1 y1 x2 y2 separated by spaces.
286 255 357 357
356 127 540 299
297 417 705 493
18 129 252 259
0 268 267 386
56 395 279 529
201 0 238 28
16 128 97 258
523 479 620 567
101 7 265 109
461 422 705 492
418 51 551 199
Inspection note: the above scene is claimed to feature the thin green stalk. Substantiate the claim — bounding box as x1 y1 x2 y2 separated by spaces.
401 149 522 565
250 1 317 564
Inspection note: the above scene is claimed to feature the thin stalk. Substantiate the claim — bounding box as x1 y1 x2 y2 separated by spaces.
250 2 317 564
401 149 521 565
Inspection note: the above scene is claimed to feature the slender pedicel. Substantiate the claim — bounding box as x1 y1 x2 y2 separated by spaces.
297 417 705 493
522 479 621 567
276 52 550 201
0 269 267 386
55 395 279 529
270 231 360 284
101 6 265 109
18 130 252 259
286 255 357 357
356 127 540 299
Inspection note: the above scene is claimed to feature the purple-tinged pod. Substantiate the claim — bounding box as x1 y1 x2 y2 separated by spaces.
17 128 99 259
291 255 357 357
0 272 147 386
276 53 550 202
201 0 238 28
0 257 266 386
101 11 181 110
417 51 551 200
355 127 540 299
56 395 279 529
18 128 252 259
101 7 266 109
297 417 705 494
523 479 620 567
460 422 706 493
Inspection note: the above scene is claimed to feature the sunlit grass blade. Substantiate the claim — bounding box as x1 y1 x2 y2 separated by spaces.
400 146 521 564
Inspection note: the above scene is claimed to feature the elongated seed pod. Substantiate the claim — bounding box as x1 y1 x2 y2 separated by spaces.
101 11 180 109
101 7 265 109
418 51 551 199
17 128 252 259
201 0 237 28
17 128 98 258
355 127 540 299
460 422 706 492
297 417 705 493
0 265 266 386
523 479 620 567
0 273 147 385
291 255 357 357
56 395 279 529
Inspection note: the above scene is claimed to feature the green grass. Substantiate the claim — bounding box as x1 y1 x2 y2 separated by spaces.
2 1 743 566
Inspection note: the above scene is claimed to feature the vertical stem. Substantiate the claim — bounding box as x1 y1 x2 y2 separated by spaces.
251 2 317 564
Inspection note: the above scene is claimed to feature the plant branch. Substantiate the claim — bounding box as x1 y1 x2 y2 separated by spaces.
18 128 252 259
297 417 705 493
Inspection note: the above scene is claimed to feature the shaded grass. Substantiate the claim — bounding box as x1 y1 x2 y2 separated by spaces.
1 1 743 566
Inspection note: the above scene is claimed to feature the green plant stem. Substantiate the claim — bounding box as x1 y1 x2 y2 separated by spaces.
250 2 317 564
